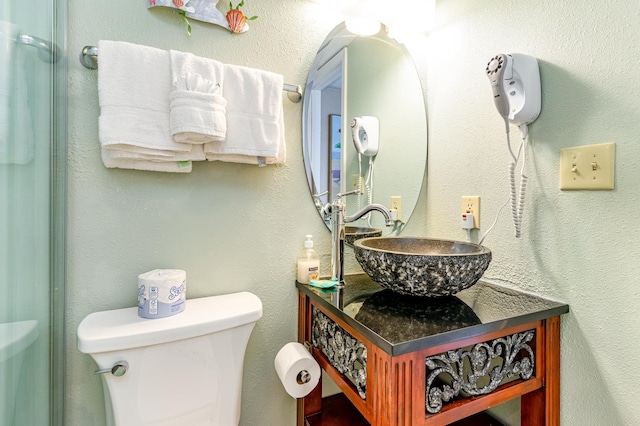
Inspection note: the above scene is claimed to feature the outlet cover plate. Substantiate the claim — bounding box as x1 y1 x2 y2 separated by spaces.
391 196 402 221
559 142 615 190
461 196 480 228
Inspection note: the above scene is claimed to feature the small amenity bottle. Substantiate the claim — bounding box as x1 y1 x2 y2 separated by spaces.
297 235 320 284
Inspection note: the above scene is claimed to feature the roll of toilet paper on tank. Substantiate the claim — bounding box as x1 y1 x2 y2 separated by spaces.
137 269 186 319
274 342 321 398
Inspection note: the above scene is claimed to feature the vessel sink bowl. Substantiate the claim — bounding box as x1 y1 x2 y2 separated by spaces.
353 237 491 297
344 226 383 247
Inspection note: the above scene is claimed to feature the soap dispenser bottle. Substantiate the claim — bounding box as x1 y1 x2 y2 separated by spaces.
297 235 320 284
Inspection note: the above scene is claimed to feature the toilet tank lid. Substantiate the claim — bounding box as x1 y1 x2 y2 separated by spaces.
77 292 262 354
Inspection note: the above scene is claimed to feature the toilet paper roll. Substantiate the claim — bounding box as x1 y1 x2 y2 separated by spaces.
137 269 186 319
274 342 321 398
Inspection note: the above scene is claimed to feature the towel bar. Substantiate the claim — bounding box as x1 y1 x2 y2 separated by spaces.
79 45 302 103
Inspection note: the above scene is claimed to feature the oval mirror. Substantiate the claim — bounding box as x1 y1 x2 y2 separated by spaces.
302 22 427 232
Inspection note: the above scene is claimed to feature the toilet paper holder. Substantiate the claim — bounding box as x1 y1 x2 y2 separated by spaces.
296 341 313 384
275 341 320 398
297 370 312 385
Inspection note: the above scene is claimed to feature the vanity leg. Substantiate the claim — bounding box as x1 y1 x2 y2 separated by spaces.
297 292 323 425
521 316 561 426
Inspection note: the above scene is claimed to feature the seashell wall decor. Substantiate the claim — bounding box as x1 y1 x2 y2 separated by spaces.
148 0 257 35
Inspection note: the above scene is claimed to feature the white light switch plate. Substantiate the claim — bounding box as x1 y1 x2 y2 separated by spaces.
559 142 615 190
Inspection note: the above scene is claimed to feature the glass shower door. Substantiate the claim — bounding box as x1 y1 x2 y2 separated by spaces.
0 0 65 424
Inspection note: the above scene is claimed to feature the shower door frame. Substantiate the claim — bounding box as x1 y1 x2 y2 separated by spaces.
51 0 67 424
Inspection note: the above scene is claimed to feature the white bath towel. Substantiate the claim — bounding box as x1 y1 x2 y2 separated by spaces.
204 64 286 164
101 149 193 173
98 40 205 172
0 21 34 164
104 143 205 162
205 110 286 165
169 50 227 143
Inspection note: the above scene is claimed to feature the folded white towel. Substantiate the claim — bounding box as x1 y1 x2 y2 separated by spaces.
169 84 227 143
205 109 286 165
169 51 226 144
0 21 34 164
101 149 193 173
105 143 205 162
204 64 286 164
98 41 201 173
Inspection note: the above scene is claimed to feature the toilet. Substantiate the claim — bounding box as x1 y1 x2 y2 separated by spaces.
77 292 262 426
0 320 39 426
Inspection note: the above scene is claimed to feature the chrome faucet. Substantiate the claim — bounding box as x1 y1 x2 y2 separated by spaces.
330 190 394 285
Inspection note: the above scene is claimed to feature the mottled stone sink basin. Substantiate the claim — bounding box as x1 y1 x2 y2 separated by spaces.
353 237 491 297
344 226 382 247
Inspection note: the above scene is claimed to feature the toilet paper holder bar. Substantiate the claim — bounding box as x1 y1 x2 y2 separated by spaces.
296 341 313 384
297 370 312 385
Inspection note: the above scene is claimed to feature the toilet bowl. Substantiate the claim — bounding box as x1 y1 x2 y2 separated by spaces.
0 320 39 426
77 292 262 426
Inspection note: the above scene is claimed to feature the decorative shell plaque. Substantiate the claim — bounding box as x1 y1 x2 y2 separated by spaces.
148 0 257 35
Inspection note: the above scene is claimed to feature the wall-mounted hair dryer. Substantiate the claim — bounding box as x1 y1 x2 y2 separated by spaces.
351 116 379 157
483 53 542 241
351 116 379 220
485 53 541 128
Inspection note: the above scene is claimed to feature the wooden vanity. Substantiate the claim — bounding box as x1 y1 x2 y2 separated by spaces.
296 275 568 426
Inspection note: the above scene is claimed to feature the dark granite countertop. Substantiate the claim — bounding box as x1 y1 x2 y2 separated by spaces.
297 274 569 356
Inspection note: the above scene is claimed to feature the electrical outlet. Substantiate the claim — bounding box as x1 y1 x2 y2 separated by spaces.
352 174 362 192
391 196 402 221
559 142 615 190
461 196 480 228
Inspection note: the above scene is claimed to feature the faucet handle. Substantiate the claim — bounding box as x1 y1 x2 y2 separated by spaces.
312 191 332 220
334 189 360 201
312 190 328 201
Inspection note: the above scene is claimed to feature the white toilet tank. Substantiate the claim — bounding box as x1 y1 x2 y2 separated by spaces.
77 292 262 426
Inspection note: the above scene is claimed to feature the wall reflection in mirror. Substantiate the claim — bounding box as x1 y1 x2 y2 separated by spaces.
303 22 427 231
